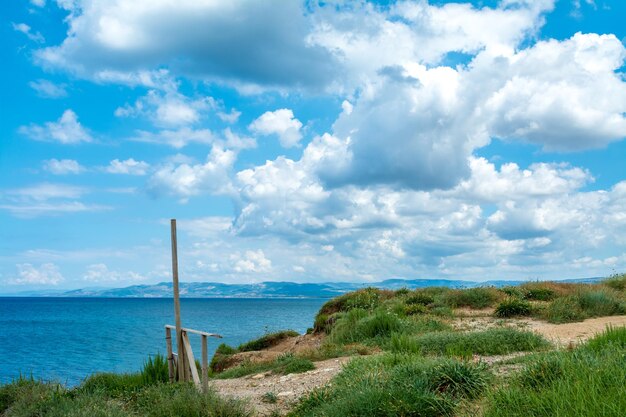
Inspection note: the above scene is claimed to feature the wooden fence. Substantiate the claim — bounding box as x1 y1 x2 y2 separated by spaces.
165 324 222 392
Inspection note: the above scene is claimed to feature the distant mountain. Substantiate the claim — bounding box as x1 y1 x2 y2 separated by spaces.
6 276 602 298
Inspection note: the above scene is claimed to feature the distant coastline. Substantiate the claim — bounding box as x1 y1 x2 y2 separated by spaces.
1 277 602 298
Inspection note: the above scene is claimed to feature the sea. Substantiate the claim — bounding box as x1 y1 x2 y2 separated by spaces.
0 297 327 386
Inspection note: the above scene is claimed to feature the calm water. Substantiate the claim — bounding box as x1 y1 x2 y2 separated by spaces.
0 297 326 386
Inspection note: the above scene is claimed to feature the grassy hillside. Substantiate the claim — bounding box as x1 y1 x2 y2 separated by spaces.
2 273 625 416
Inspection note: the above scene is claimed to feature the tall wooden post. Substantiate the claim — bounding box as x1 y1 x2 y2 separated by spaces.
171 219 186 381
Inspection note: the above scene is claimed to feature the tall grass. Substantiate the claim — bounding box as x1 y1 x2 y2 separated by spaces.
390 328 549 356
440 287 501 309
289 353 489 417
484 339 626 416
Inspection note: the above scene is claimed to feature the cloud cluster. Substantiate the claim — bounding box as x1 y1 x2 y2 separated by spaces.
19 110 93 144
249 109 303 148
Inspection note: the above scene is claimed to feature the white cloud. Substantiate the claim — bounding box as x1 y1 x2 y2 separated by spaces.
12 22 45 43
30 0 46 7
0 183 108 217
131 127 216 149
19 110 93 144
148 146 235 201
115 88 215 127
83 263 145 283
233 250 272 273
249 109 303 148
36 0 337 90
43 159 85 175
9 263 63 285
104 158 150 175
217 109 241 124
29 79 68 98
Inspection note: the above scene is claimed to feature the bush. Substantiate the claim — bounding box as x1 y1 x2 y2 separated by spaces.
141 354 169 385
237 330 299 352
80 372 145 398
544 296 585 323
603 273 626 291
517 355 564 389
577 289 624 317
441 287 500 309
406 291 435 306
426 360 489 399
330 310 404 344
495 298 532 317
522 287 556 301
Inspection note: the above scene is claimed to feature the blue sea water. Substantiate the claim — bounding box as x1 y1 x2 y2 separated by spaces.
0 297 327 386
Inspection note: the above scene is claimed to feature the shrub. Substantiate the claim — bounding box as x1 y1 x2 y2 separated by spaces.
277 354 315 374
522 287 556 301
577 289 624 317
495 298 532 317
426 360 489 399
141 353 169 385
330 309 404 344
500 286 524 298
237 330 299 352
406 291 435 306
544 296 585 323
404 303 428 316
603 273 626 291
441 287 500 309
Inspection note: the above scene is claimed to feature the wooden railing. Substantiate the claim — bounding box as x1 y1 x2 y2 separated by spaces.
165 325 222 392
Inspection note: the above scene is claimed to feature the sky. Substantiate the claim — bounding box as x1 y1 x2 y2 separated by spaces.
1 0 626 292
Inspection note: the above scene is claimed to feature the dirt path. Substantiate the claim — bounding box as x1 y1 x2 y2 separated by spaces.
212 356 352 417
454 314 626 346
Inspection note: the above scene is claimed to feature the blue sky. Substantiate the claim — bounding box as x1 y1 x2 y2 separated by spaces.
2 0 626 292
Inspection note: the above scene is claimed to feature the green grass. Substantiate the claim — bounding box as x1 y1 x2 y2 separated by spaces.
495 298 532 318
390 328 550 356
484 338 626 416
214 353 315 379
237 330 299 352
603 273 626 291
0 377 250 417
289 354 489 417
440 287 501 309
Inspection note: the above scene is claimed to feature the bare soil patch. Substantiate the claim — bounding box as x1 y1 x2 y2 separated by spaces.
212 356 351 417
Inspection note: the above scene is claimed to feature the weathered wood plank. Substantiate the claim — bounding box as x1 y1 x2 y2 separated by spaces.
201 334 209 393
182 331 201 387
171 219 186 382
165 326 175 383
165 325 222 339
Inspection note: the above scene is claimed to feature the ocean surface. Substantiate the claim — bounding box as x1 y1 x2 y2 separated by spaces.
0 297 327 386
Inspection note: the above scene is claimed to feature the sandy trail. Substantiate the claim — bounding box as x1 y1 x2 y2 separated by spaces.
212 356 351 417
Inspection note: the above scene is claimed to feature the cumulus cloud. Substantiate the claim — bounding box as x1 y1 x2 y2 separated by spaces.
148 146 235 201
36 0 338 90
115 89 215 127
9 263 63 285
43 159 85 175
12 22 45 43
29 79 68 98
19 110 93 144
232 250 272 273
104 158 150 175
249 109 303 148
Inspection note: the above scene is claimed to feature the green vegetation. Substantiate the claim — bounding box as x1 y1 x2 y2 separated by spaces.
1 374 250 417
4 275 626 416
495 298 532 317
214 353 315 379
389 328 549 356
289 354 489 417
483 328 626 417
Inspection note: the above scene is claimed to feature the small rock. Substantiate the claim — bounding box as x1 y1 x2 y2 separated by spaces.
277 391 294 397
251 373 265 379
